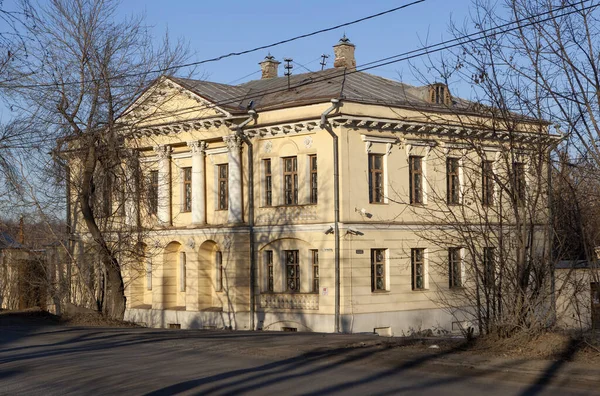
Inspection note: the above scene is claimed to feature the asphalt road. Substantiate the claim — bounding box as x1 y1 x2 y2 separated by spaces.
0 326 598 395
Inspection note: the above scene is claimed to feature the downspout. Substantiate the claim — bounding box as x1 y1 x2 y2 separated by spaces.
236 109 258 330
320 99 341 333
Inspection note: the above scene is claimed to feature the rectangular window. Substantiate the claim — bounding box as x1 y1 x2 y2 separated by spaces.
284 250 300 292
216 251 223 292
409 156 423 204
182 167 192 212
283 157 298 205
483 247 496 288
449 248 462 288
149 170 159 215
368 154 384 203
218 164 228 210
311 249 319 293
309 155 318 204
447 158 460 204
482 160 494 206
266 250 274 292
411 248 425 290
371 249 386 291
264 159 272 206
513 162 526 204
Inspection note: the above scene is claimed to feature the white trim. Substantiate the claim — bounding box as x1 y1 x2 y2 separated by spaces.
206 147 228 156
140 156 158 163
424 248 430 289
361 134 398 144
172 152 192 160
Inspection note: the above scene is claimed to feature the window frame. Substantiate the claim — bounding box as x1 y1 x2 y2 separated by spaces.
309 154 318 204
284 249 300 292
311 249 319 293
283 156 298 206
182 167 192 212
264 159 272 207
411 248 426 290
371 249 387 292
482 160 494 206
409 156 423 205
448 247 462 289
513 162 526 204
483 247 496 288
447 157 460 205
265 250 274 292
368 154 385 204
217 164 228 211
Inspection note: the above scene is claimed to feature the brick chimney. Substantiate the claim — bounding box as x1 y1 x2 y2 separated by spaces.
18 216 24 245
259 54 280 79
333 35 356 70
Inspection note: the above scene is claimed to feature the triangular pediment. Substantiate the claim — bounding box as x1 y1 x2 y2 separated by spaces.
119 76 230 129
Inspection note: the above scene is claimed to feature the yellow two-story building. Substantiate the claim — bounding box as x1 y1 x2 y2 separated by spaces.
79 37 556 334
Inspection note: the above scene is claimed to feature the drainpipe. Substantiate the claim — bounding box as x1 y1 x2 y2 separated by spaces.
320 99 341 333
235 109 258 330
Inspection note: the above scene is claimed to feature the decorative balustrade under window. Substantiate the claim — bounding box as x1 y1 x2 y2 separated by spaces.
259 293 319 310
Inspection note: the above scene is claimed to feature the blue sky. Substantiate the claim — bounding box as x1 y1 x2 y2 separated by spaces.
0 0 478 120
119 0 474 85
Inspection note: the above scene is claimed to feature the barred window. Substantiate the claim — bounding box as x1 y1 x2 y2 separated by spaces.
449 247 462 288
182 167 192 212
309 155 318 204
447 158 460 204
311 249 319 292
283 157 298 205
411 248 425 290
266 250 274 292
285 250 300 292
409 156 423 204
218 164 228 210
368 154 384 203
371 249 386 291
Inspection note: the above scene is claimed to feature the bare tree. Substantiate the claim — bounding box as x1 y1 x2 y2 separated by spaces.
6 0 188 319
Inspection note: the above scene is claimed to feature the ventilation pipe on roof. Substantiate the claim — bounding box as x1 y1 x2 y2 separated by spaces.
320 98 341 333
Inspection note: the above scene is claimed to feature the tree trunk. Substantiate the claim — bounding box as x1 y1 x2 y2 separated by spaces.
79 144 126 320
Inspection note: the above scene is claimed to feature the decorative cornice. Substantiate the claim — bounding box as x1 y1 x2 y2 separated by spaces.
187 140 208 155
133 117 230 138
333 116 561 144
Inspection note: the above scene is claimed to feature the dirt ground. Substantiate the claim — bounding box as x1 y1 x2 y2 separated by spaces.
1 308 598 364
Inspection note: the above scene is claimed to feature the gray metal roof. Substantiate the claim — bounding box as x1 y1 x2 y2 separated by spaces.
171 69 470 115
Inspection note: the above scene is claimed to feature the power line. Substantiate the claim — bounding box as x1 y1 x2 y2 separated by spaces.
135 1 597 121
7 0 426 89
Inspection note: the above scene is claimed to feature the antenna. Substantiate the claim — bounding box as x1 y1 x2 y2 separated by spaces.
320 54 329 70
284 58 293 90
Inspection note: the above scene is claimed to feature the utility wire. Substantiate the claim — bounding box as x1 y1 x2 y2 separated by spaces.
131 1 597 121
7 0 426 89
